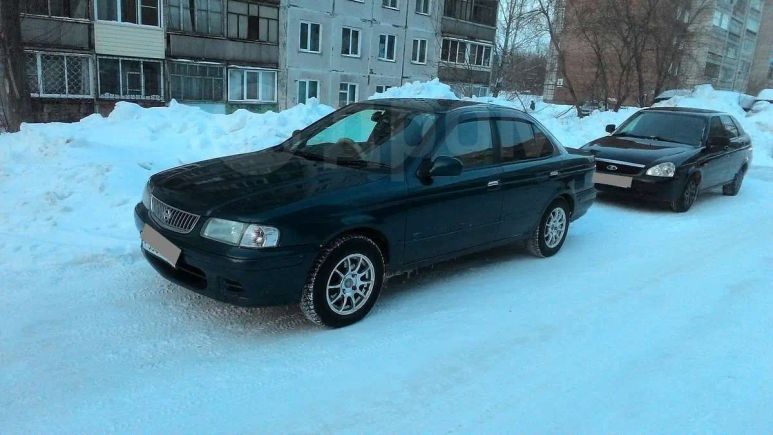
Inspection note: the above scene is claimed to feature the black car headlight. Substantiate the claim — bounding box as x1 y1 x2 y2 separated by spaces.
201 218 280 248
645 162 676 177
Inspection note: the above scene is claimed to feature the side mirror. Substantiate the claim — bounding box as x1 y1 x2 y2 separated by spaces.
706 136 730 151
419 156 463 179
605 124 616 134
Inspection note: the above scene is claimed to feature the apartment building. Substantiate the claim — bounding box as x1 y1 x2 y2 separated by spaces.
747 0 773 95
439 0 496 97
15 0 496 122
690 0 768 92
281 0 443 109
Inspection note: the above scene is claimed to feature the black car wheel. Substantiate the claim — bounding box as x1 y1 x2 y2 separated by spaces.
301 234 385 327
670 175 699 213
526 198 570 258
722 166 746 196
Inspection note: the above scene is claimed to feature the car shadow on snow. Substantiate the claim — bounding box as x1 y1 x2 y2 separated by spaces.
595 187 728 212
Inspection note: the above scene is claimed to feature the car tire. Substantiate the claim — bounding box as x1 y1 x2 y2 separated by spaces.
526 198 570 258
300 234 385 328
722 166 746 196
670 175 699 213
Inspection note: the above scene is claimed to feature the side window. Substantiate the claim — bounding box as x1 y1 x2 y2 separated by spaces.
708 117 728 138
495 119 555 162
434 119 494 169
532 124 557 158
720 115 740 138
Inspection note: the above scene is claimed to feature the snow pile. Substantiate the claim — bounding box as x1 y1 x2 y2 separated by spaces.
0 99 333 266
757 88 773 100
369 78 458 100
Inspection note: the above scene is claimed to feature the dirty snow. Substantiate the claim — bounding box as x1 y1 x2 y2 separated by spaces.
1 81 772 433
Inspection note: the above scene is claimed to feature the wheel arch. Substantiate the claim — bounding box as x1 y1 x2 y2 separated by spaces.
323 226 390 265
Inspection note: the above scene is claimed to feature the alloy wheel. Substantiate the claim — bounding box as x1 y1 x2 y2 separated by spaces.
543 207 567 249
325 253 375 315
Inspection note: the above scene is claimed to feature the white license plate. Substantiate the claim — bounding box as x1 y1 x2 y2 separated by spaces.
593 172 633 188
141 224 181 267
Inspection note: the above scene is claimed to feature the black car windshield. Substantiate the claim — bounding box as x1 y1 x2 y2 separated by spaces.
286 106 436 171
614 112 706 146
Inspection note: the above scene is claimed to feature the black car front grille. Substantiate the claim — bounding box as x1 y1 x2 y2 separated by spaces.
149 196 200 234
595 159 645 176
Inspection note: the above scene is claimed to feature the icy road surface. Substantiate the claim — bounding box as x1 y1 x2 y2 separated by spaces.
2 170 771 433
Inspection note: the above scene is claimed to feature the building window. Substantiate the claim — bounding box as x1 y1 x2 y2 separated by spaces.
713 10 729 30
22 0 88 18
441 38 491 68
339 82 358 106
98 57 163 100
169 61 224 102
704 62 720 79
443 0 496 26
375 85 391 94
298 80 319 104
226 1 278 42
300 21 321 53
415 0 430 14
97 0 159 26
168 0 223 35
411 38 428 64
228 68 276 102
378 34 396 61
25 52 93 98
341 27 361 57
382 0 398 9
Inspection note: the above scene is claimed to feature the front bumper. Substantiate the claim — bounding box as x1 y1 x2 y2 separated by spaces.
135 203 316 307
594 172 686 202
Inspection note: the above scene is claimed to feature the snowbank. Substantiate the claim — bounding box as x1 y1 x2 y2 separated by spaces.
0 99 333 266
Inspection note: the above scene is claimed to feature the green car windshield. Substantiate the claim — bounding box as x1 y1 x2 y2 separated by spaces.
288 106 436 170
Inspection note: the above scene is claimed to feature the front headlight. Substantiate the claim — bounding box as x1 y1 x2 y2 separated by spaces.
201 218 280 248
142 182 151 208
645 162 676 177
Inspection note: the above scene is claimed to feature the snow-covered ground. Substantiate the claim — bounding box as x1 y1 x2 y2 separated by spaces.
1 81 772 432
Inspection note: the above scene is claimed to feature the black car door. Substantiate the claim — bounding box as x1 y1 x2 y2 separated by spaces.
494 118 563 238
720 115 750 181
404 118 503 263
701 116 733 188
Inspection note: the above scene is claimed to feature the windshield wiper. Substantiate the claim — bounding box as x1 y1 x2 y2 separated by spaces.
291 149 326 162
335 159 391 170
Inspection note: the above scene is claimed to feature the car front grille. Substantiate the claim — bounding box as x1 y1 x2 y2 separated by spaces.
149 195 200 234
595 158 645 176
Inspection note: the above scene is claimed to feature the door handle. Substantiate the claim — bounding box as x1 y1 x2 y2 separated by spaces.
487 180 500 189
549 171 560 177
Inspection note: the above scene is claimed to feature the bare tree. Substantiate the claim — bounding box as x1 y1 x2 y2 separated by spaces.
0 0 31 132
491 0 543 97
535 0 581 108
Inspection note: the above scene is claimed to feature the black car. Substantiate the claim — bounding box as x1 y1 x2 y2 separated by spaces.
135 99 596 327
582 107 753 212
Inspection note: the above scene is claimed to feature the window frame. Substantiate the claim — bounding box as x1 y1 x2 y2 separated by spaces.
440 37 492 69
382 0 399 10
411 38 428 64
433 118 497 170
226 0 278 42
97 56 164 100
297 79 320 104
415 0 430 15
338 82 358 106
375 85 392 94
341 26 361 57
95 0 161 27
167 0 224 35
378 34 397 62
299 21 322 53
227 67 278 103
26 51 94 99
492 117 558 163
21 0 89 19
169 60 225 102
